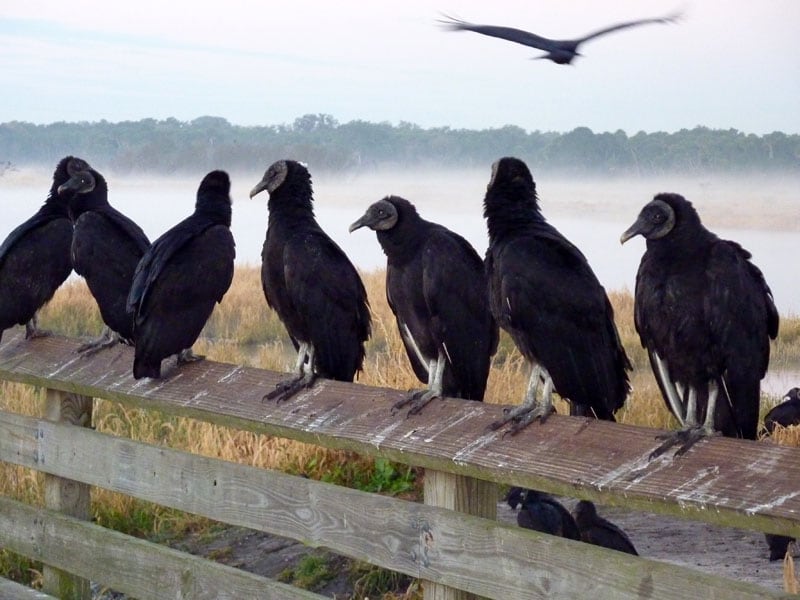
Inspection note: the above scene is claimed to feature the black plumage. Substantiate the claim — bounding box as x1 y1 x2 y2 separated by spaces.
621 193 779 457
573 500 638 555
59 164 150 353
439 10 681 65
765 533 795 562
483 157 631 433
0 156 80 341
250 160 371 401
349 196 497 414
507 487 580 540
127 170 235 379
764 388 800 435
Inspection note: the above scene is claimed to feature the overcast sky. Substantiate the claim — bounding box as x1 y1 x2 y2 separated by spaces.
1 1 798 134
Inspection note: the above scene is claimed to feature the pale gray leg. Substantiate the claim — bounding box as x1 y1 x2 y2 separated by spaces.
489 363 555 435
265 342 318 402
77 326 123 355
177 347 205 364
25 314 51 339
651 382 719 459
394 350 446 416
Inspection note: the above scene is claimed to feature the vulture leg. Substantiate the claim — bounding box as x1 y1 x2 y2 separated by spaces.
394 350 446 416
650 383 720 458
25 315 50 339
177 347 205 364
265 342 318 402
77 326 123 355
489 363 554 434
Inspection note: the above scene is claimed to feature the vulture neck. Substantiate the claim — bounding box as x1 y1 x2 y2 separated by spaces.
376 209 428 265
484 192 544 241
267 184 317 226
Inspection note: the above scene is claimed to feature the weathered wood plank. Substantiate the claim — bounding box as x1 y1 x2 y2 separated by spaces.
0 577 57 599
0 412 787 600
42 389 92 600
423 471 495 600
0 495 326 600
1 332 799 539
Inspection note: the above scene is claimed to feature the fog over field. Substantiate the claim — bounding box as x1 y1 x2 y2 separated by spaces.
1 167 798 317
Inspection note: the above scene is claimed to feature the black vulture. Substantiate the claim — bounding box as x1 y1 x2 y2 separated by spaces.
506 487 580 540
349 196 497 414
0 156 82 341
483 157 631 434
764 387 800 434
573 500 638 555
127 170 235 379
438 10 681 65
59 164 150 353
765 533 795 562
621 193 779 457
250 160 371 401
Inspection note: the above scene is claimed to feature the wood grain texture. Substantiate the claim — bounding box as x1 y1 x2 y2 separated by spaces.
1 332 796 538
0 496 326 600
0 577 57 599
423 471 496 600
0 411 789 600
42 389 92 600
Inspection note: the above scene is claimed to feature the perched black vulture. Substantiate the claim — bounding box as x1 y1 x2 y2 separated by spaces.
764 387 800 434
765 533 795 562
250 160 371 401
59 164 150 353
506 487 580 540
438 10 681 64
0 156 82 341
349 196 497 414
573 500 638 555
127 170 235 379
621 193 779 457
483 157 631 433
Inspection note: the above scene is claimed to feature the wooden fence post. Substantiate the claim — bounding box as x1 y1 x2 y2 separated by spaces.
423 470 496 600
42 389 93 600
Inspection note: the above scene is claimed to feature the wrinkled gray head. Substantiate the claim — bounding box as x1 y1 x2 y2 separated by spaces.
620 196 677 244
348 198 399 233
57 169 96 196
250 159 311 199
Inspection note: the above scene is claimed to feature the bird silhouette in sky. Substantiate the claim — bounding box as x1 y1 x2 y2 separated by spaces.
439 10 682 65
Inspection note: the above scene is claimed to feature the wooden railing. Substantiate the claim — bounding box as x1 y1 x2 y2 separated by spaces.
0 331 797 599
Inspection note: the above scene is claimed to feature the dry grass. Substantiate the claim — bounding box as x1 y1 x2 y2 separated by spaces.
2 265 800 536
785 552 799 595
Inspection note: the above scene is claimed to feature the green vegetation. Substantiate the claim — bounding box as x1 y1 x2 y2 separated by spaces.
0 550 40 589
2 115 798 175
278 552 337 590
350 562 419 599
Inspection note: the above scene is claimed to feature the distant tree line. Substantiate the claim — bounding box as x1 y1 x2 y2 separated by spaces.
1 114 797 175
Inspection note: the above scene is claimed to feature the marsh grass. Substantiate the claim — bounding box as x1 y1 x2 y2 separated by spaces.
2 266 799 592
786 552 799 595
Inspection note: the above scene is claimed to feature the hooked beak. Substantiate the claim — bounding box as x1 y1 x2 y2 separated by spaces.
249 180 269 199
620 218 644 245
348 215 369 233
57 175 83 195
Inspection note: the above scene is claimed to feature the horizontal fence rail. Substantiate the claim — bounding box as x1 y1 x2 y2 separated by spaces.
0 331 798 599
